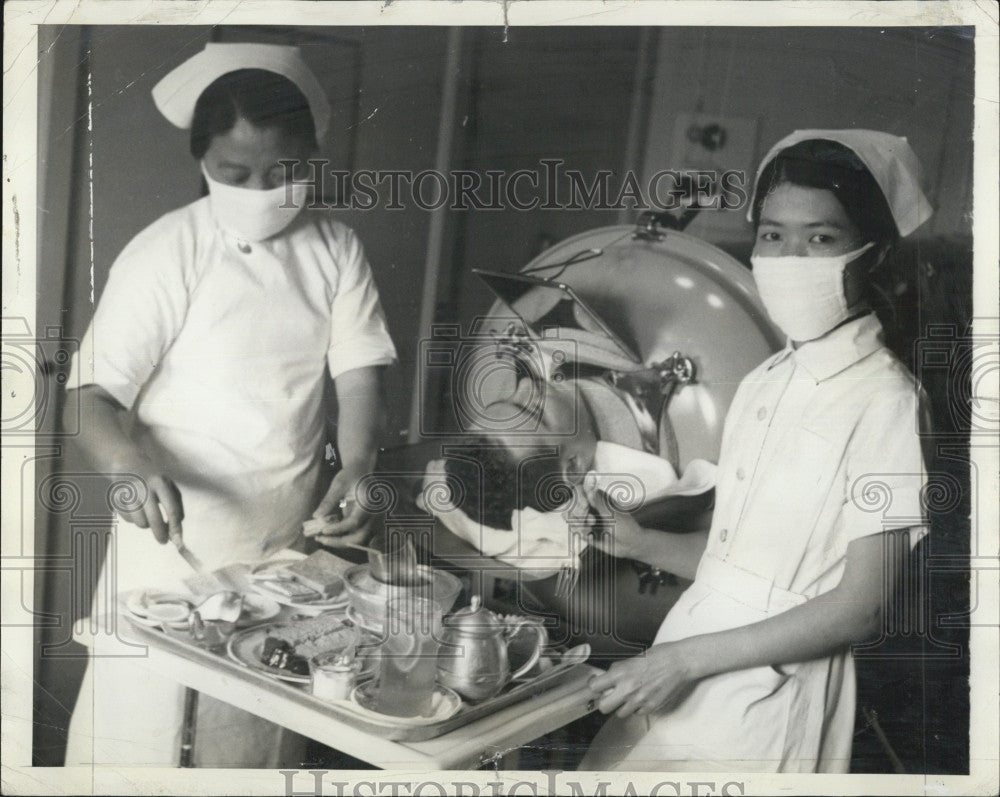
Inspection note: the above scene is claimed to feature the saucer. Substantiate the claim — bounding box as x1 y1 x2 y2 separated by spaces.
350 681 462 725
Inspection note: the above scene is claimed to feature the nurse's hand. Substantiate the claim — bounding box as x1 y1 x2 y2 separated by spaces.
115 469 185 545
587 642 696 718
307 468 372 548
581 473 652 561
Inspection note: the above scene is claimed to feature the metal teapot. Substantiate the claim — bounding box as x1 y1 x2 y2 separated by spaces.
436 596 546 701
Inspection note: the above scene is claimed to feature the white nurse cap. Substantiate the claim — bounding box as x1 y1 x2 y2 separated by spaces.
748 129 934 237
151 42 332 139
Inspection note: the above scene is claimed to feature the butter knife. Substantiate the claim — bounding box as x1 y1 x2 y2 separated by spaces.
170 534 227 591
171 534 205 571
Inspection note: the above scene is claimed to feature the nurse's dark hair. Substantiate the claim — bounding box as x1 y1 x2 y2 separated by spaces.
751 139 899 246
441 440 568 531
189 69 317 159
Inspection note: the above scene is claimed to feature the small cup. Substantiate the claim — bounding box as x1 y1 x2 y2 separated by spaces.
310 652 360 701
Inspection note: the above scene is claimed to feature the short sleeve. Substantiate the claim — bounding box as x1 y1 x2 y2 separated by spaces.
326 227 398 379
67 222 191 409
840 383 929 549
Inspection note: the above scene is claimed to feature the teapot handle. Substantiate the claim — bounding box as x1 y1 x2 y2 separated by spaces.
506 621 546 682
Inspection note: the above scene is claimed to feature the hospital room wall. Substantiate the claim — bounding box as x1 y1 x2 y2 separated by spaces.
323 28 452 447
638 27 974 250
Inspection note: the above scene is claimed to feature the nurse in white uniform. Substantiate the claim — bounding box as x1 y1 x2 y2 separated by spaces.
65 43 397 766
581 130 932 772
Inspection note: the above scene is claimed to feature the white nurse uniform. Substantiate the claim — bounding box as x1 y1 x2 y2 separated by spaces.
583 313 928 772
65 199 396 765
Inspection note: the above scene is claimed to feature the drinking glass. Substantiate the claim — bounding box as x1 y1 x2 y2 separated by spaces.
373 596 443 717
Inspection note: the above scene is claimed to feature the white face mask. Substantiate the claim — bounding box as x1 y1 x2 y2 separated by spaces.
200 163 308 242
750 242 875 342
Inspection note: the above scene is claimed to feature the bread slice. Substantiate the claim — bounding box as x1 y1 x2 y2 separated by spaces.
283 550 351 596
267 615 355 659
255 577 321 601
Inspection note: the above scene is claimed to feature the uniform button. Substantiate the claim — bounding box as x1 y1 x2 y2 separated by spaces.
237 241 252 254
720 528 729 542
756 407 767 421
736 467 746 481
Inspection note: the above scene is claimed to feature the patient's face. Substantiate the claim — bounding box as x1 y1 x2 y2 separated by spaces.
488 376 597 481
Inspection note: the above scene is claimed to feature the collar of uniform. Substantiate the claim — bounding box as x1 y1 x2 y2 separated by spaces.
765 345 795 372
773 313 885 382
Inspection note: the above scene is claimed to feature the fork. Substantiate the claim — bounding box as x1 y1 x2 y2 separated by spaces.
554 529 586 597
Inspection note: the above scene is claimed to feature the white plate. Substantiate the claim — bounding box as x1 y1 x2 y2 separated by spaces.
249 560 349 615
350 681 462 725
120 590 193 628
250 585 350 616
234 593 282 627
120 589 280 628
227 620 377 684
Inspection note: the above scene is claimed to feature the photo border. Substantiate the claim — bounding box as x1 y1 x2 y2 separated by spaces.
3 1 997 794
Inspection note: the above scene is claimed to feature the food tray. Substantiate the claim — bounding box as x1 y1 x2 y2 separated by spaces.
121 615 590 741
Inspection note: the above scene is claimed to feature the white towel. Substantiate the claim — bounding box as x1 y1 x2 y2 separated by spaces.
590 442 717 508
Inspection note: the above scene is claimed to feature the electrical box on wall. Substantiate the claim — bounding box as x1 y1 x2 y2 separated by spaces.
669 112 759 174
644 111 760 242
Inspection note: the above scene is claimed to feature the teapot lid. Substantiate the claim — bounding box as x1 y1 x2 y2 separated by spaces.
443 595 503 637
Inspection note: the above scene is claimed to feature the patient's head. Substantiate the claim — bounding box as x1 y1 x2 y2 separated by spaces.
443 442 568 530
442 376 598 529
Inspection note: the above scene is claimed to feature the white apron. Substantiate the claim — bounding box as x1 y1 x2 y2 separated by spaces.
581 555 853 772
